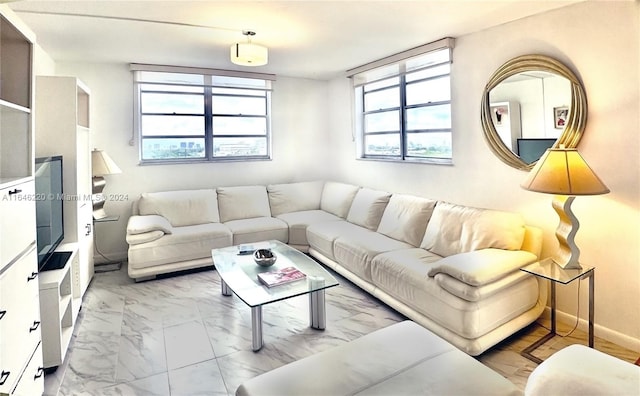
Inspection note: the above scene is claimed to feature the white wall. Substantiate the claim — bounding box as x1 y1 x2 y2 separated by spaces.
33 43 55 75
328 1 640 350
52 62 330 258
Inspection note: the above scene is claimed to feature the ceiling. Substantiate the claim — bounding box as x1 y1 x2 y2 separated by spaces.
9 1 585 80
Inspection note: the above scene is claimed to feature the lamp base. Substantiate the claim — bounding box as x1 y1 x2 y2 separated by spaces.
93 176 108 219
551 195 582 270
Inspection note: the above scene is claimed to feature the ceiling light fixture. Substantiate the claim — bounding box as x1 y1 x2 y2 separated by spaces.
230 31 268 67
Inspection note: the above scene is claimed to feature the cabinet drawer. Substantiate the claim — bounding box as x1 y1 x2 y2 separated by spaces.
10 343 44 396
23 294 42 357
0 181 36 266
0 247 39 394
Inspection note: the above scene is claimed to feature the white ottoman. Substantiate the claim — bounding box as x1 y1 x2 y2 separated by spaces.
525 344 640 396
236 320 520 396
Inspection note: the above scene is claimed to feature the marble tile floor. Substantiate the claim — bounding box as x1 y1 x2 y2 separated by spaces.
44 263 638 396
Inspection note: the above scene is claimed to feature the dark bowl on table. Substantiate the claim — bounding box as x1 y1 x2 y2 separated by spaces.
254 249 277 267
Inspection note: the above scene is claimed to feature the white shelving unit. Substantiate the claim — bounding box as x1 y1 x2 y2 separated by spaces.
0 5 44 395
35 76 94 299
38 243 79 369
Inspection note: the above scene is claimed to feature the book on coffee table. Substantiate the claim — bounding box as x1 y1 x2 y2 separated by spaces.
258 266 306 287
238 241 272 255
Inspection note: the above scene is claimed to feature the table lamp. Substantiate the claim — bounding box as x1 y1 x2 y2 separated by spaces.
92 149 122 219
521 147 609 269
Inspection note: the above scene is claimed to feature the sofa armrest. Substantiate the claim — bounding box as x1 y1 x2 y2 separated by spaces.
126 230 165 245
525 344 640 396
127 215 173 235
427 248 538 286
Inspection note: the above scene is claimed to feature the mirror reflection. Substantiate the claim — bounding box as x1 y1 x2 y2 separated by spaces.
488 71 571 164
480 54 587 171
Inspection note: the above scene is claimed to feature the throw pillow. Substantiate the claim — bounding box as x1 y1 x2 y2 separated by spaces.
320 182 360 218
346 188 392 230
267 181 324 216
421 202 526 257
138 189 219 227
376 194 437 246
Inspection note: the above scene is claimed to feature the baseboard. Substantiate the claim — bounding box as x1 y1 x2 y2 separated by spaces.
538 307 640 352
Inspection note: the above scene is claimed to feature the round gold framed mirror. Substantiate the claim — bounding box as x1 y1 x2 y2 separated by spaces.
481 54 587 170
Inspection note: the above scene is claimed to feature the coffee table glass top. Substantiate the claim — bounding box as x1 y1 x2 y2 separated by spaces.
212 240 339 307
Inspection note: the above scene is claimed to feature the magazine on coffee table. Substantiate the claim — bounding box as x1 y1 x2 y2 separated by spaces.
258 266 306 287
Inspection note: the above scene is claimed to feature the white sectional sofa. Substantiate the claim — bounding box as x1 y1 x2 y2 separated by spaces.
236 321 640 396
237 320 522 396
126 180 546 355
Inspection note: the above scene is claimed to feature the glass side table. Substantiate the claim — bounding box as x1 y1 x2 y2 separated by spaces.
520 258 594 364
93 215 122 272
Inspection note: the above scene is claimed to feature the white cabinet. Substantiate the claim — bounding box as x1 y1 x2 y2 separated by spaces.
38 244 78 369
10 345 44 396
0 5 43 396
35 76 94 299
0 243 41 396
0 9 33 186
0 182 36 266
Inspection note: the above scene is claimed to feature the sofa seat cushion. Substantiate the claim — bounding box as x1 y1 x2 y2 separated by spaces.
224 217 288 245
217 185 272 223
371 248 540 339
333 232 413 283
267 181 324 216
422 202 526 257
128 223 232 270
276 210 342 246
137 189 219 227
236 321 521 396
306 220 369 260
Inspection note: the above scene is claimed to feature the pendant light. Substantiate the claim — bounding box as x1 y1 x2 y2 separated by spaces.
230 31 268 66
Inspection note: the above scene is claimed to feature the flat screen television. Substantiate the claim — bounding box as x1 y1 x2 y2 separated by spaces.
35 156 69 271
517 138 556 165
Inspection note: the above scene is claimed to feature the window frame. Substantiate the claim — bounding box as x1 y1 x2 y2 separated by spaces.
132 64 275 164
349 38 455 164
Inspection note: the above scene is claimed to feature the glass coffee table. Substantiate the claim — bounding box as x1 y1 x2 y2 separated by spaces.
211 240 339 351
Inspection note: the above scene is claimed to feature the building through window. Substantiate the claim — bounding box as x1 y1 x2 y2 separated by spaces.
132 65 275 163
349 38 454 163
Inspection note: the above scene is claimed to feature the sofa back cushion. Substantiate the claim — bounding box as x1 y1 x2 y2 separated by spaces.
346 188 392 230
217 185 272 222
421 202 526 257
267 181 324 216
320 182 360 218
137 189 219 227
376 194 437 246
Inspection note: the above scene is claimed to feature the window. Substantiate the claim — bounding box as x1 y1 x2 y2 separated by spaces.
349 38 454 163
132 65 275 163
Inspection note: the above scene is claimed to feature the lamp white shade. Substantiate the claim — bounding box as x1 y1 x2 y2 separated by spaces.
91 149 122 176
521 148 609 196
230 42 268 66
521 148 609 269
